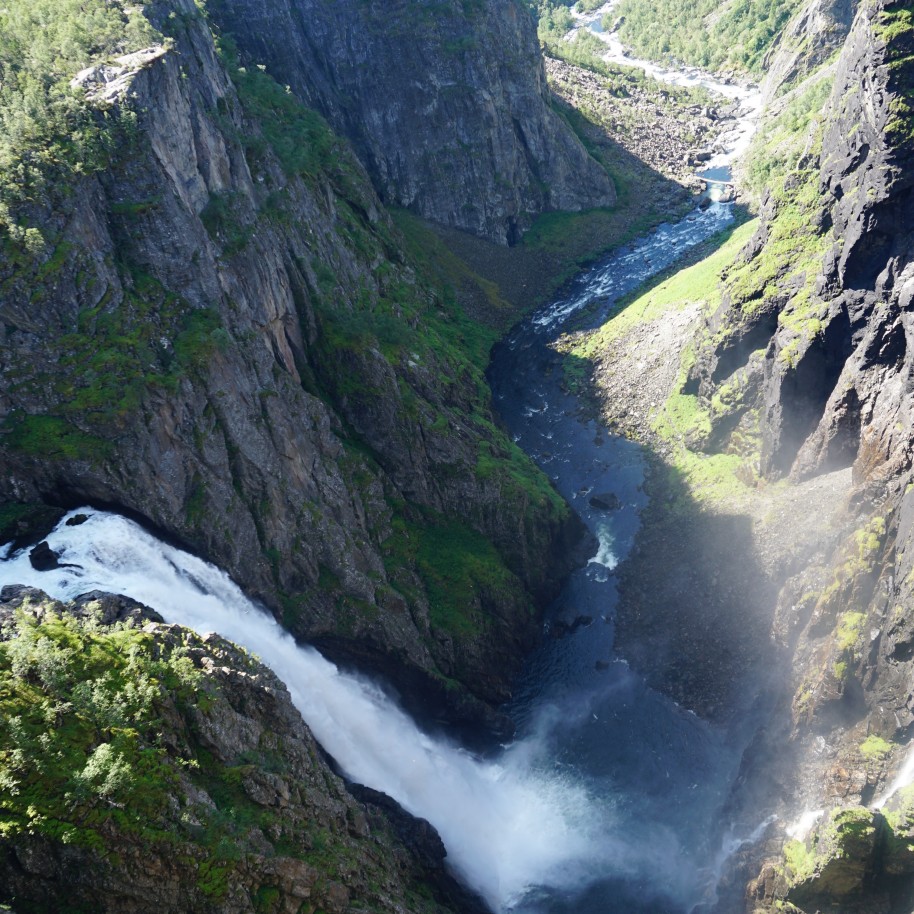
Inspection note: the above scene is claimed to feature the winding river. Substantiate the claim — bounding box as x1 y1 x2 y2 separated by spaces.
0 40 768 914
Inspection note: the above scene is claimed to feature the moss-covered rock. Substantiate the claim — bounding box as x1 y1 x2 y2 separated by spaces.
787 807 880 902
0 587 477 914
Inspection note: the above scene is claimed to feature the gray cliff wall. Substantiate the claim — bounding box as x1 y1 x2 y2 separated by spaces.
679 2 914 908
0 0 579 731
206 0 616 243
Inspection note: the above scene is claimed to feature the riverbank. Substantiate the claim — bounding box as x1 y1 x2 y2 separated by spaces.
554 216 860 720
418 50 745 322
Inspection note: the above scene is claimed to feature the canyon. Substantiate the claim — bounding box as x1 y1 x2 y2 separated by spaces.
2 0 914 912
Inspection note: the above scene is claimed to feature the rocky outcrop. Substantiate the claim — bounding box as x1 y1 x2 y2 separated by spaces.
206 0 615 244
0 0 580 735
690 0 914 486
0 587 479 914
760 0 858 105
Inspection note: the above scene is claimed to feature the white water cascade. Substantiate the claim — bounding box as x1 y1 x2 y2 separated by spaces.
873 748 914 810
568 1 764 183
0 509 627 911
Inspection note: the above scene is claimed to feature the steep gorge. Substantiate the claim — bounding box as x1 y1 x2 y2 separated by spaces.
6 0 914 911
0 0 615 736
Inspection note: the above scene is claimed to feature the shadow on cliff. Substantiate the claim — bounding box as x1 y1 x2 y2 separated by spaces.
427 122 700 321
617 451 781 723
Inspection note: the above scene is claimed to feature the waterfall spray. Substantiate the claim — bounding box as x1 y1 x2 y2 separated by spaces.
0 510 620 911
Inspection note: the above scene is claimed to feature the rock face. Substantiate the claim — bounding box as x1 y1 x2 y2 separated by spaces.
760 0 858 106
690 0 913 487
673 1 914 909
0 587 479 914
208 0 615 244
0 0 582 734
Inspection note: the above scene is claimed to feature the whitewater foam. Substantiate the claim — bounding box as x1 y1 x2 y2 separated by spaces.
0 510 616 910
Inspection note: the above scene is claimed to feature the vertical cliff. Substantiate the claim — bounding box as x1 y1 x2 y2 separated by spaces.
667 0 914 909
690 0 912 485
206 0 615 244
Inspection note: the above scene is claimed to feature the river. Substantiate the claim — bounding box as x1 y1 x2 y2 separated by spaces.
0 37 769 914
569 0 763 194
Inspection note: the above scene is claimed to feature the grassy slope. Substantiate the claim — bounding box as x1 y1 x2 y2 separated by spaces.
613 0 805 75
564 218 759 506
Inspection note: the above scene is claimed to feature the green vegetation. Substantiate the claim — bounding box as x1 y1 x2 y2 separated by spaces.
874 4 914 145
530 0 576 45
743 75 833 194
810 515 886 619
860 735 893 760
0 0 158 239
783 837 816 882
530 0 714 113
612 0 804 75
562 219 760 506
776 807 878 899
833 610 865 679
0 2 227 463
569 220 758 357
380 503 534 640
709 158 834 370
1 414 111 462
302 199 570 572
390 209 512 364
3 265 231 462
417 518 528 636
218 36 365 202
0 599 449 912
0 605 197 849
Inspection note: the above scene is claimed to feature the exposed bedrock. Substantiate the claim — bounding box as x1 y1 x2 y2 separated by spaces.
207 0 615 244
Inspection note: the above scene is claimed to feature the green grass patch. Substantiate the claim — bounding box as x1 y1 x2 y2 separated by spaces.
860 735 893 760
2 414 112 462
416 519 525 637
4 262 230 461
561 219 763 508
567 219 758 361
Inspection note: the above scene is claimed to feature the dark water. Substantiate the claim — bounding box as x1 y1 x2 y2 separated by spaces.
488 202 762 913
697 165 733 185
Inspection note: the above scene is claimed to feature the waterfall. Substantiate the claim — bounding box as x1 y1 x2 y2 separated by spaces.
873 747 914 811
0 509 619 911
